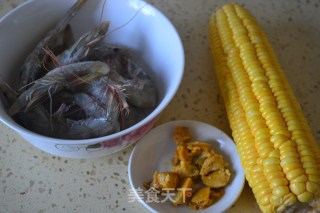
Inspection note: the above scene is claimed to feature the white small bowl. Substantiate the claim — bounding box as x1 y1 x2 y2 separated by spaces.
0 0 184 158
128 120 245 213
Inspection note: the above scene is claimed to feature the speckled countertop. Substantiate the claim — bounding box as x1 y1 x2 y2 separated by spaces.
1 0 320 212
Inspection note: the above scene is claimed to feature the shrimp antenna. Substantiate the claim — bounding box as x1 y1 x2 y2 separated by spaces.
48 85 54 131
99 0 108 26
106 2 147 37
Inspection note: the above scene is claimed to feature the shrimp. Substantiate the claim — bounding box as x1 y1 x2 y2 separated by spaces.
78 75 129 111
18 105 55 137
0 83 56 136
52 93 120 139
18 0 87 89
122 105 152 129
123 76 158 108
0 83 18 107
4 0 159 139
83 43 158 108
66 93 120 139
73 74 130 130
18 92 121 139
9 61 110 116
56 21 110 66
51 24 75 54
84 42 130 63
65 117 119 139
42 24 75 68
71 92 115 118
116 59 158 108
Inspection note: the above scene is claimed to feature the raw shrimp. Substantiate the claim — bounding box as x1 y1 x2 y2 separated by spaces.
65 117 118 139
4 0 159 139
109 69 157 108
43 24 75 57
123 75 158 108
18 0 87 89
0 83 18 107
122 105 152 129
115 60 157 108
42 24 75 68
54 93 120 139
50 24 75 55
18 105 54 137
84 44 158 108
18 92 121 139
56 21 110 66
0 83 55 136
84 42 130 67
71 92 116 118
9 61 110 116
66 92 120 139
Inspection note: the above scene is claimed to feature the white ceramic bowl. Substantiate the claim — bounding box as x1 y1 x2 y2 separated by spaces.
0 0 184 158
128 120 245 213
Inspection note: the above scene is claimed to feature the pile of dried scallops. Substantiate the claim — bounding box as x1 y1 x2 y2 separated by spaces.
146 126 231 210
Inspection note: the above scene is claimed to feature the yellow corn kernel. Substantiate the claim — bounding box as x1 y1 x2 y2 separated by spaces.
270 178 288 188
297 192 313 203
306 181 320 195
286 168 305 181
272 186 289 197
291 175 307 183
289 182 306 195
282 162 300 174
308 175 320 183
268 171 285 179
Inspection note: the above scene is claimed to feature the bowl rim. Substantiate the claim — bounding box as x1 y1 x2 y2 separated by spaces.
0 0 185 144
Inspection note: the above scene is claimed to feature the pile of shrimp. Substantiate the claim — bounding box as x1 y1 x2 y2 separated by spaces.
0 0 158 139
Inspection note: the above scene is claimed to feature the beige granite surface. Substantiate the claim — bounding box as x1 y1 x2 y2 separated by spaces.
1 0 320 212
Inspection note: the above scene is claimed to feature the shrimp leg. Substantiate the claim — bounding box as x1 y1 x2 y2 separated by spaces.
9 61 110 115
18 0 87 89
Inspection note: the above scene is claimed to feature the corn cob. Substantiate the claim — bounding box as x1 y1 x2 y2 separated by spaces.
208 3 320 212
